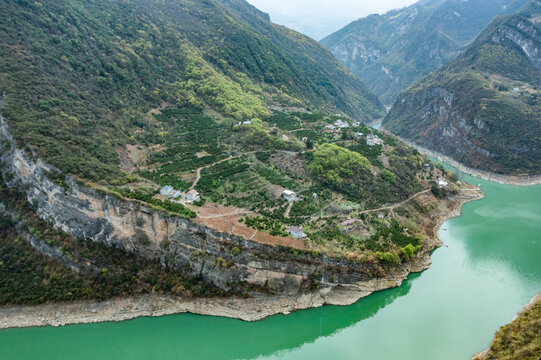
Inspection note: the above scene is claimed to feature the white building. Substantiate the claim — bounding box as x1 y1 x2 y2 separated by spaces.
437 177 448 188
366 134 383 146
186 189 201 202
287 226 306 239
160 185 174 197
335 120 349 128
281 189 297 202
160 185 182 199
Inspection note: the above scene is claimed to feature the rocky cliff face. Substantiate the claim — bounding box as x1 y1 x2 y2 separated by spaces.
491 16 541 70
385 87 496 170
0 115 398 297
383 12 541 176
320 0 527 105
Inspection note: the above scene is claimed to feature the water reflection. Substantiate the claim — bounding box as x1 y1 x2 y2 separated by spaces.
438 161 541 283
0 274 419 360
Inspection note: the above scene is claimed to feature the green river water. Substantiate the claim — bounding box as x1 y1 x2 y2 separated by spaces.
1 168 540 360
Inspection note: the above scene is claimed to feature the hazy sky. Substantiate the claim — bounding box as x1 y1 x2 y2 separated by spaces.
246 0 418 40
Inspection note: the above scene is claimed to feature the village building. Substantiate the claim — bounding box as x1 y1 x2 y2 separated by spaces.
377 212 385 219
185 189 201 202
281 189 297 202
335 119 349 128
160 185 182 200
366 134 383 146
287 226 306 239
437 177 449 188
325 124 335 130
341 219 357 226
237 121 251 126
160 185 174 197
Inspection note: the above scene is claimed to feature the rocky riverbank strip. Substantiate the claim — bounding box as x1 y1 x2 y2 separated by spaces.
0 253 431 329
0 187 482 330
379 129 541 187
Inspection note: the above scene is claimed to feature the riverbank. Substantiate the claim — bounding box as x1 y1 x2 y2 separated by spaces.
473 292 541 360
0 247 433 329
0 187 482 329
379 128 541 187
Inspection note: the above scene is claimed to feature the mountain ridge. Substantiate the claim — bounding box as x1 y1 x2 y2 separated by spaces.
0 0 383 182
321 0 530 105
383 3 541 176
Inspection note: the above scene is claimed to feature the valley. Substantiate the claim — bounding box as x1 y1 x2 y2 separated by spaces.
383 1 541 177
0 0 540 358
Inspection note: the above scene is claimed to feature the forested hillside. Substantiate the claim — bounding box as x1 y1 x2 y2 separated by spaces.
321 0 529 104
0 0 383 182
383 1 541 175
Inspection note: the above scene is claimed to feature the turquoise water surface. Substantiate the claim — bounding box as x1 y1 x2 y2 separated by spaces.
1 170 540 360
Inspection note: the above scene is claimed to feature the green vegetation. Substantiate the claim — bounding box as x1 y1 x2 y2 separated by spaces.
321 0 527 104
477 297 541 360
111 188 196 219
0 0 480 302
0 0 383 183
253 166 299 190
268 111 302 130
308 143 372 190
242 216 287 237
384 9 541 175
0 183 224 305
308 143 423 207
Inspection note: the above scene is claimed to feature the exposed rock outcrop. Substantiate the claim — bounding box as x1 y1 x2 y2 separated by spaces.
383 12 541 176
0 115 427 298
0 113 482 327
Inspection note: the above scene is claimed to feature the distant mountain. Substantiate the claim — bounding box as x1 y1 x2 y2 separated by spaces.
0 0 383 181
321 0 529 105
383 1 541 176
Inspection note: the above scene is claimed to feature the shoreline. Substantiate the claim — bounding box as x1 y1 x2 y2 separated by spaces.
472 292 541 360
379 128 541 187
0 188 483 330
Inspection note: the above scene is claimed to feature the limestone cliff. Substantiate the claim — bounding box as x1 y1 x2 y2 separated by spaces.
320 0 526 105
383 11 541 176
0 115 402 298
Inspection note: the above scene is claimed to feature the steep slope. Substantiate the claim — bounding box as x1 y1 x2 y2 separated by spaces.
473 293 541 360
383 3 541 176
0 0 384 182
321 0 529 104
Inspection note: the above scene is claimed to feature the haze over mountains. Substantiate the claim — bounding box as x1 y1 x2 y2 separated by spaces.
383 1 541 175
321 0 530 104
246 0 419 41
